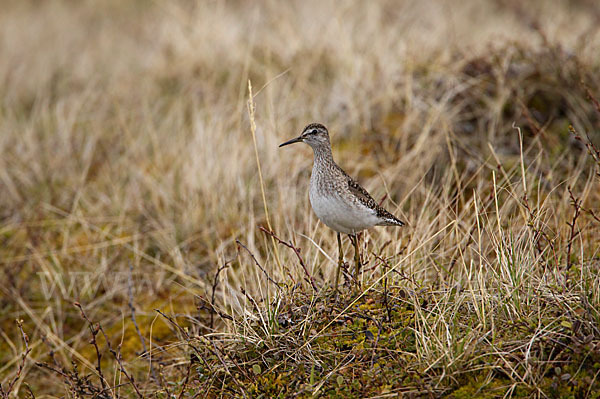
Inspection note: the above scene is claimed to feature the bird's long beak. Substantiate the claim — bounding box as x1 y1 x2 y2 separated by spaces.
279 136 303 147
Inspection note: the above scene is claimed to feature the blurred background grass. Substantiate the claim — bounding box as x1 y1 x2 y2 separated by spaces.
1 0 599 396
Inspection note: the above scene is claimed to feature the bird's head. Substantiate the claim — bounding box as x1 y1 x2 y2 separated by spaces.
279 123 330 149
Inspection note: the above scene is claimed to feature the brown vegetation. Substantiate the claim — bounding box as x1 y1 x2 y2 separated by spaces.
1 1 600 397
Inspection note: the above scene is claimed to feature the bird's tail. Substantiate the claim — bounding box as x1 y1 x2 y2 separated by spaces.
377 215 405 227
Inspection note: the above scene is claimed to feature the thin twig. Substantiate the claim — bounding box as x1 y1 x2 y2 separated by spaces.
373 254 393 323
154 309 190 339
209 341 249 399
34 362 70 381
75 302 144 398
566 187 582 275
36 336 107 396
127 262 156 381
127 262 147 353
259 226 318 290
209 258 233 329
73 302 107 392
176 362 192 399
154 309 214 378
97 326 145 399
155 310 249 398
236 240 282 289
1 320 32 399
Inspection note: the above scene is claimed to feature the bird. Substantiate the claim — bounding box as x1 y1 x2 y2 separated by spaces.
279 123 405 291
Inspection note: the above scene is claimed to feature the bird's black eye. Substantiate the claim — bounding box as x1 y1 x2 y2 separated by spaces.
311 129 318 135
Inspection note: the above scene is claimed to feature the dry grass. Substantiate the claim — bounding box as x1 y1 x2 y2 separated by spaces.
1 0 600 397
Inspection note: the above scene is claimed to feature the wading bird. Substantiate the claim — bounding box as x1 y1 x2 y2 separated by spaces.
279 123 405 290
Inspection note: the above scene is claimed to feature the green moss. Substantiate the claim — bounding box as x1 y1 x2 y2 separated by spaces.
446 375 531 398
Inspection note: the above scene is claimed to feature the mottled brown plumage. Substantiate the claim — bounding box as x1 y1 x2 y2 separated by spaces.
279 123 405 290
340 167 404 226
280 123 404 233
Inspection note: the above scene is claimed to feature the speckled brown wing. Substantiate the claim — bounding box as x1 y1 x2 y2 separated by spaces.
338 166 405 227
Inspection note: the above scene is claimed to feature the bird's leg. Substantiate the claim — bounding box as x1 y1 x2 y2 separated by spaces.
350 233 361 287
335 232 343 292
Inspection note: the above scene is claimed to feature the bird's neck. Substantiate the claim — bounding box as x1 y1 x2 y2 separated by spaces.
311 144 334 166
310 143 339 188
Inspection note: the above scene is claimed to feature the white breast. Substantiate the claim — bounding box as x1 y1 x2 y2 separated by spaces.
309 182 380 234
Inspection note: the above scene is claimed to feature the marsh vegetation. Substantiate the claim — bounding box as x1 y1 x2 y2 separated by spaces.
1 1 600 397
